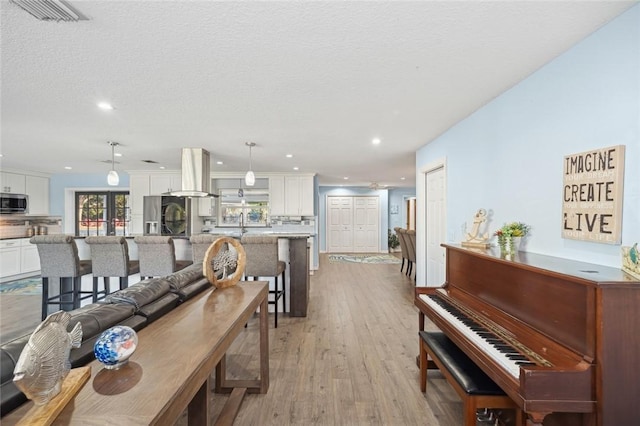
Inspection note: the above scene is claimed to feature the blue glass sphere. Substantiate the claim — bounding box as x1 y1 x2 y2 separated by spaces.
94 325 138 369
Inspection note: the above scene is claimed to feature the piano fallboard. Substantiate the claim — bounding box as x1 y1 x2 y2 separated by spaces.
415 244 640 426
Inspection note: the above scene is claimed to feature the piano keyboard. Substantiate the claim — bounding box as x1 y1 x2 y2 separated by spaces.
420 293 538 379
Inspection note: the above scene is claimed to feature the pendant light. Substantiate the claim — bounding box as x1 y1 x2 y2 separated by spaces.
107 141 119 186
244 142 256 187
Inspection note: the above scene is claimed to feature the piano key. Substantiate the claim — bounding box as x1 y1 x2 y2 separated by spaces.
420 293 528 379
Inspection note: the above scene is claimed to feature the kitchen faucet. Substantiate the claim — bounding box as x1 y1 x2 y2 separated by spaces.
239 212 246 234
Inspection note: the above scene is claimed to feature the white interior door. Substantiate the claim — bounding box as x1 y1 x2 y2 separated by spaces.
353 197 379 252
426 167 446 286
327 196 354 252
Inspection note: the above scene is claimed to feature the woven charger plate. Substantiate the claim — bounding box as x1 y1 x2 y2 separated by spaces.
203 236 246 288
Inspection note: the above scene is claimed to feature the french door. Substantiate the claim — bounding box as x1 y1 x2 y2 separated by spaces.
75 191 130 236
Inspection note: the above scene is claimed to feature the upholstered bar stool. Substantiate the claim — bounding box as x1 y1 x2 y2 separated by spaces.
85 236 140 296
30 235 93 320
241 234 286 328
134 236 193 279
190 234 226 264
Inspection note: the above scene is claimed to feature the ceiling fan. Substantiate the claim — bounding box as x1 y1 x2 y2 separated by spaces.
369 182 392 190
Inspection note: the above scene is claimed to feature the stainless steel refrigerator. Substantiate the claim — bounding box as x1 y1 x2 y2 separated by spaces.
143 195 202 236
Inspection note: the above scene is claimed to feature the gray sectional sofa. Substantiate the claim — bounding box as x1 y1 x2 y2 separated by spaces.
0 262 210 417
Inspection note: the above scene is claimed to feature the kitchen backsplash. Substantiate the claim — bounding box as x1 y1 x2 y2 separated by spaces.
0 216 63 239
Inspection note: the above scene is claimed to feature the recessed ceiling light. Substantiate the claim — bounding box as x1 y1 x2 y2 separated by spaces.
97 102 114 110
286 154 293 158
159 166 165 170
114 152 122 157
401 177 406 180
372 138 381 145
293 167 299 171
343 177 349 180
64 166 72 170
216 161 223 165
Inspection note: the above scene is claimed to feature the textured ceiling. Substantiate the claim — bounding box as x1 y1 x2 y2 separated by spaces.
0 1 634 187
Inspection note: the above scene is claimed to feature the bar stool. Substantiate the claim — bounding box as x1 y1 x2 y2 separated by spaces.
241 234 286 328
30 235 93 320
190 234 227 264
134 236 193 279
85 236 140 296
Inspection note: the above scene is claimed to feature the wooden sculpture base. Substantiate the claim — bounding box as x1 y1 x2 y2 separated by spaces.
461 241 491 249
16 366 91 426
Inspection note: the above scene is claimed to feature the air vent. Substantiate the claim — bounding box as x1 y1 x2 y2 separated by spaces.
10 0 88 22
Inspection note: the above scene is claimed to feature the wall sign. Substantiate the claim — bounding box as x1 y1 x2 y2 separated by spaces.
562 145 625 244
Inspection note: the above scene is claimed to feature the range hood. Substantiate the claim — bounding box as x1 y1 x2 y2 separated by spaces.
170 148 217 197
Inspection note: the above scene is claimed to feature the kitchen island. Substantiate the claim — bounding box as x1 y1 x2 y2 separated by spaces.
200 232 311 317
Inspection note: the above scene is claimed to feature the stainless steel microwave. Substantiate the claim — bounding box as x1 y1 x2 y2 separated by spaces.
0 193 28 214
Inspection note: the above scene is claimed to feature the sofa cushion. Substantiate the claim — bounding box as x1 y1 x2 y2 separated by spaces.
137 293 180 322
105 278 172 310
163 263 211 301
163 263 204 291
68 303 136 340
1 335 29 416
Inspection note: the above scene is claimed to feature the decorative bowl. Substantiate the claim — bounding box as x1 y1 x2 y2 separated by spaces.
93 325 138 369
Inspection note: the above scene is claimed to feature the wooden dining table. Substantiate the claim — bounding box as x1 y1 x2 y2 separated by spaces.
4 281 269 426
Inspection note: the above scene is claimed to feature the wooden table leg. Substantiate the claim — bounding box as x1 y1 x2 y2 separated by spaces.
188 376 211 426
259 295 269 393
215 294 270 394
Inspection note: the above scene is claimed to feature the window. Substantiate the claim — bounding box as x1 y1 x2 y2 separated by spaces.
218 189 269 227
75 191 130 236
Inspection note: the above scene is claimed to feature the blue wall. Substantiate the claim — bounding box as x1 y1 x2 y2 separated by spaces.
389 188 416 230
49 173 130 217
416 5 639 268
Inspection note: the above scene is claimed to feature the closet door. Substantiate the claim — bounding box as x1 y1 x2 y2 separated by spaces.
327 196 353 252
353 197 379 252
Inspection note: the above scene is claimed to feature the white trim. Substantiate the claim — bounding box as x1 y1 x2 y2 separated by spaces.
416 158 446 287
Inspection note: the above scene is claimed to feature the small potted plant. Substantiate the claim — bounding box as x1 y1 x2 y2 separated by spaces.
494 222 531 253
388 229 400 252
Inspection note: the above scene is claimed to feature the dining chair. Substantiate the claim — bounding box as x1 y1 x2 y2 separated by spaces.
394 227 409 274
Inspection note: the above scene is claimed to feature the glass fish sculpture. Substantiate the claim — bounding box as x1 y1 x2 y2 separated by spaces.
13 310 83 405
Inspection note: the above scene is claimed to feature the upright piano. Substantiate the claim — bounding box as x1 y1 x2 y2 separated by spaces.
415 244 640 426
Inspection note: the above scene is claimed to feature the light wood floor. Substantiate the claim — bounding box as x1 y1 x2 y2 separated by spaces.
203 254 463 426
0 256 465 425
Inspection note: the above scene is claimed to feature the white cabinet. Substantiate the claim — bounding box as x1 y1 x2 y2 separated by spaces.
129 174 150 216
0 172 26 194
269 175 314 217
25 175 49 215
20 240 40 273
284 175 314 216
198 197 216 217
0 239 39 280
0 172 49 214
149 173 181 195
299 176 314 216
269 176 285 216
0 240 21 278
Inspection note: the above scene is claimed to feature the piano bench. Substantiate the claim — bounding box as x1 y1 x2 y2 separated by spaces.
419 331 523 426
